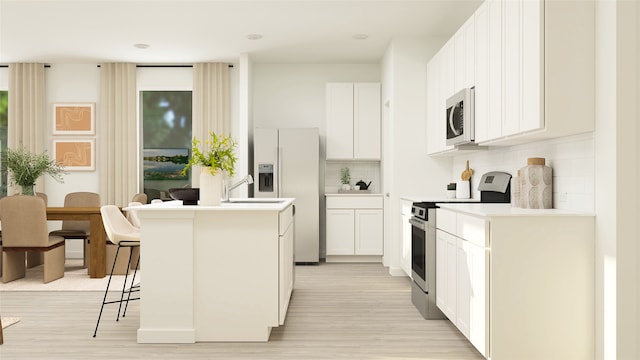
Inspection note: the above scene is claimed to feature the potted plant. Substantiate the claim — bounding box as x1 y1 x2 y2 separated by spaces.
340 167 351 191
4 147 65 195
182 132 237 205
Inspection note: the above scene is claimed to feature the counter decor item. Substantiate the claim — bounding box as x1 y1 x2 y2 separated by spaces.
511 170 521 207
340 167 351 190
456 160 473 199
168 188 200 205
4 147 66 195
446 183 456 199
520 157 552 209
182 132 237 206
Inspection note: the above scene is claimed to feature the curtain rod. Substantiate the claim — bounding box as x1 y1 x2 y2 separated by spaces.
0 65 51 68
0 64 234 68
96 64 234 68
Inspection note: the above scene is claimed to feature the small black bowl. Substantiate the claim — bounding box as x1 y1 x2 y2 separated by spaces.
168 188 200 205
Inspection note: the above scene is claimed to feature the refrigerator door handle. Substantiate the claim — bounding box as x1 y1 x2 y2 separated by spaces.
278 146 283 197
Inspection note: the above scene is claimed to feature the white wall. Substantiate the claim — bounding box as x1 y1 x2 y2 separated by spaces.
251 63 380 258
381 36 450 274
451 133 594 212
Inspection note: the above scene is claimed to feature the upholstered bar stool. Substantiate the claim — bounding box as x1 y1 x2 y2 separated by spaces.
93 205 141 337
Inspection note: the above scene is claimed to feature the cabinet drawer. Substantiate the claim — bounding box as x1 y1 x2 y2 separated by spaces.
436 208 457 234
279 205 294 236
456 214 488 247
326 196 383 209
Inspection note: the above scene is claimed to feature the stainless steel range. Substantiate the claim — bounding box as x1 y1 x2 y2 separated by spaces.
410 201 446 319
410 171 512 320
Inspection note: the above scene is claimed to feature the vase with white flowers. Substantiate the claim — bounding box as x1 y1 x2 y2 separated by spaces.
4 147 65 195
182 132 237 205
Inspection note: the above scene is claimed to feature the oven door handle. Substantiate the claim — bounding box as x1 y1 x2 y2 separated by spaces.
409 217 426 230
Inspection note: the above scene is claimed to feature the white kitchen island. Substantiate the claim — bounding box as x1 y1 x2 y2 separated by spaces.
129 198 295 343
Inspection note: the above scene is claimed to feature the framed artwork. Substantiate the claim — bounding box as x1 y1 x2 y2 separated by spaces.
53 103 95 135
52 138 95 171
143 148 189 181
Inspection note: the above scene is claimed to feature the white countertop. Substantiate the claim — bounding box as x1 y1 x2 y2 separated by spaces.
325 193 383 197
437 203 594 217
125 198 294 212
400 195 481 203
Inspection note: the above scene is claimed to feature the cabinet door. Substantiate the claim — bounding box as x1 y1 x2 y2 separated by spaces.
455 15 475 90
353 83 381 160
520 0 543 134
457 237 471 339
474 1 489 143
435 229 448 314
468 241 488 357
278 222 294 325
326 83 354 159
474 0 503 143
436 229 457 320
326 209 355 255
502 0 522 137
487 0 503 141
355 209 383 255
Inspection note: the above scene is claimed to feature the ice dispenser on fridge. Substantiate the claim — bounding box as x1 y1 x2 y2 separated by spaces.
258 163 274 193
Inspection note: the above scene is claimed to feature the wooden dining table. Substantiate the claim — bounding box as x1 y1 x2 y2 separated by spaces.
46 207 106 278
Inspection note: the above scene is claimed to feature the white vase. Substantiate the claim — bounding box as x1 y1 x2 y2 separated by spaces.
199 167 222 206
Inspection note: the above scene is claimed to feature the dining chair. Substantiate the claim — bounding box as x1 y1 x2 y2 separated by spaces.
26 192 50 269
49 192 100 268
93 205 141 337
0 195 65 283
131 193 148 204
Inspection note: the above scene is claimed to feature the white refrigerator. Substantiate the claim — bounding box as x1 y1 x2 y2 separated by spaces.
253 127 319 263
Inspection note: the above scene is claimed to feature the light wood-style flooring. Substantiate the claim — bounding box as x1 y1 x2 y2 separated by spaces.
0 262 483 359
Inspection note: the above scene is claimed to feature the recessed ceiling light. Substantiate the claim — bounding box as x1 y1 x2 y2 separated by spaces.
246 34 263 40
134 43 150 49
352 34 369 40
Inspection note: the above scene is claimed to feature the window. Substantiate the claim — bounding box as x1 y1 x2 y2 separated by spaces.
140 91 192 200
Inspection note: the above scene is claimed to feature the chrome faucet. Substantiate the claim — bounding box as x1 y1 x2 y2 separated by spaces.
223 174 254 202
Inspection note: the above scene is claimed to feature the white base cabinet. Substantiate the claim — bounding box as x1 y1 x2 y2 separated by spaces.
436 209 488 356
436 205 594 360
326 195 383 262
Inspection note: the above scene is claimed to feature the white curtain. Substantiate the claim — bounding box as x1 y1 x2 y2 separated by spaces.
98 63 137 207
7 63 46 195
192 63 230 139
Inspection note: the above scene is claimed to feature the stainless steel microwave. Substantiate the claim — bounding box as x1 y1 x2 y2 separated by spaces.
446 87 475 146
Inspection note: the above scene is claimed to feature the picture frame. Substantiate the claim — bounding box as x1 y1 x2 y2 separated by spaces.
52 138 96 171
52 103 95 135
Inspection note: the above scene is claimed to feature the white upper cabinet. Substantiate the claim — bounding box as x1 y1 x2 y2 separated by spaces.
429 0 595 150
326 82 381 160
477 0 594 145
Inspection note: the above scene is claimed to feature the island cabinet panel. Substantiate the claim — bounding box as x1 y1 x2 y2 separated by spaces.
134 199 295 343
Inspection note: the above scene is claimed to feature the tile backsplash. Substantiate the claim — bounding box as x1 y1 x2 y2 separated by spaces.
325 161 381 194
452 133 595 212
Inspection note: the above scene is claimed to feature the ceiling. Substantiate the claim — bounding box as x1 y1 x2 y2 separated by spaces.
0 0 482 64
